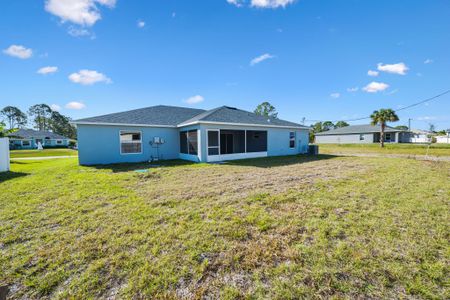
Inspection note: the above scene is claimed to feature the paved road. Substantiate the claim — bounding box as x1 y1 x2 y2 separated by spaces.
11 156 78 160
325 152 450 162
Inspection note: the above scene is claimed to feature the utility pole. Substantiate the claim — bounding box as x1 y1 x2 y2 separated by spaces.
408 118 412 130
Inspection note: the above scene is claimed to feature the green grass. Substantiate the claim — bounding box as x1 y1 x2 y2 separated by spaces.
0 156 449 298
10 148 78 158
317 143 450 157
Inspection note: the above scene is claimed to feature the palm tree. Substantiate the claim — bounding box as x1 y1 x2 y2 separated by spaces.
370 109 399 147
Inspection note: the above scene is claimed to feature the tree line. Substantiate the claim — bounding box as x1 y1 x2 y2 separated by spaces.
0 104 77 139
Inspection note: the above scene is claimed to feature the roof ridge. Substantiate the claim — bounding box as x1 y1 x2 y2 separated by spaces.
177 106 225 125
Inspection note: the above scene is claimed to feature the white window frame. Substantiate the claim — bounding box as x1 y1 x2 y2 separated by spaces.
359 134 365 141
385 133 392 142
21 140 31 146
119 130 143 155
289 131 296 148
207 130 220 156
56 139 63 145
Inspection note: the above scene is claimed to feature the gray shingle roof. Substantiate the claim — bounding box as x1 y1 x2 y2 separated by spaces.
8 129 69 140
179 106 307 128
74 105 308 129
74 105 206 127
315 124 406 135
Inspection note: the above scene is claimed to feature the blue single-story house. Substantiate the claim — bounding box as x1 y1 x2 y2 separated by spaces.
73 105 310 165
8 129 70 150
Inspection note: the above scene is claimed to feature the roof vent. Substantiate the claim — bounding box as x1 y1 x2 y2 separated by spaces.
224 106 237 110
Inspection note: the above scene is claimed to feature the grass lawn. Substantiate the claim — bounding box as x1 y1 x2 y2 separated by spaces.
0 155 448 298
317 143 450 157
10 148 78 158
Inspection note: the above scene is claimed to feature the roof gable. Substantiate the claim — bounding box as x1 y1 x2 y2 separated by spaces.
180 106 308 128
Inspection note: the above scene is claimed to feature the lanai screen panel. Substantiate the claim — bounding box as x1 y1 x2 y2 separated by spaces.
246 130 267 152
220 130 245 154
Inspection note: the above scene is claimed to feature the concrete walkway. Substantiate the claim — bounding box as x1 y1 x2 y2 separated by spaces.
325 152 450 162
11 156 78 160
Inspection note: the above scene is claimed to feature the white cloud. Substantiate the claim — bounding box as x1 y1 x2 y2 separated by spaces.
251 0 296 8
68 26 94 38
137 20 145 28
50 104 62 111
363 82 389 93
227 0 244 7
367 70 379 77
250 53 275 66
377 62 409 75
184 95 204 105
417 116 436 121
330 92 340 99
45 0 116 27
37 66 58 75
424 58 433 64
65 101 86 109
386 89 399 95
347 87 359 92
3 45 33 59
69 69 111 85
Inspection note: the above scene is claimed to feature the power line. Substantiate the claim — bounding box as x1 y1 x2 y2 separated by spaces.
394 89 450 112
304 89 450 124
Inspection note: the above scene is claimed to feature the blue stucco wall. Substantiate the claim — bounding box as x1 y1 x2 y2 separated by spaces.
77 124 180 165
78 123 309 165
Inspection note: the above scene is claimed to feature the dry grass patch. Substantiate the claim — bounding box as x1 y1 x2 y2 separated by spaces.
134 155 368 202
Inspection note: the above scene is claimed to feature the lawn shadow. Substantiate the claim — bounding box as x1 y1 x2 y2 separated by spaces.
226 154 339 168
87 159 197 173
85 155 339 172
0 171 29 183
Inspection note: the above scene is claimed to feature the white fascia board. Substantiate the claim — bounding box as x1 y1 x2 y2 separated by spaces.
178 121 310 130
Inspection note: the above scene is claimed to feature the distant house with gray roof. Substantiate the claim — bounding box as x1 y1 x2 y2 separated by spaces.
8 129 70 149
315 124 410 144
73 105 310 165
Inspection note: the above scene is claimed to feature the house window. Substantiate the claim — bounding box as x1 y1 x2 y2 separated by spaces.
289 131 296 148
22 140 31 146
207 131 219 156
385 133 392 141
120 131 142 154
359 134 365 141
180 130 198 155
56 140 63 145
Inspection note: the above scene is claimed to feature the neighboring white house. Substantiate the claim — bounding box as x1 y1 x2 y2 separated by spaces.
409 129 432 144
435 133 450 144
0 137 10 172
315 124 409 144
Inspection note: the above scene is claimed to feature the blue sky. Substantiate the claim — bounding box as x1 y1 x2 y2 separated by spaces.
1 0 449 130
